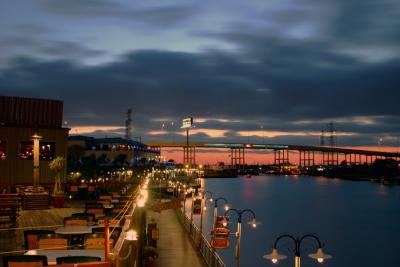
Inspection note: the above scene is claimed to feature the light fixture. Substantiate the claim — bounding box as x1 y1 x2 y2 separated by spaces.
263 248 287 264
125 230 138 241
308 248 332 263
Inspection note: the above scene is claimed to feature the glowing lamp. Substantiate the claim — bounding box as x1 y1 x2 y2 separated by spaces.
263 249 287 263
308 248 332 263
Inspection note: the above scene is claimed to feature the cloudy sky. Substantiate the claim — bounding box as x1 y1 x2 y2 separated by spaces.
1 0 400 150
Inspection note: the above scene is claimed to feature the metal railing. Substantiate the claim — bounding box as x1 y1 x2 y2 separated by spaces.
176 209 226 267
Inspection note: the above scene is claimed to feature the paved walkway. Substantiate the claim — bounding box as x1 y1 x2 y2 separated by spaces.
147 209 207 267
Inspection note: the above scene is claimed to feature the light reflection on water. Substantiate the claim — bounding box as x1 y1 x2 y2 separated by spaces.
188 175 400 267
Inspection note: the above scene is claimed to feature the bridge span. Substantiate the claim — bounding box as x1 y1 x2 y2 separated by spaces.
145 142 400 167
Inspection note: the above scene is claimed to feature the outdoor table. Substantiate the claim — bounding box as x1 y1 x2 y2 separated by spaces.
55 226 95 235
25 249 105 265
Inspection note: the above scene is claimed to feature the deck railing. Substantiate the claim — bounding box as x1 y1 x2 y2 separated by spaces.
176 208 226 267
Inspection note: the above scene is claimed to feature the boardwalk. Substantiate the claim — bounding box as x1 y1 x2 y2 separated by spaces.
147 209 207 267
0 202 83 267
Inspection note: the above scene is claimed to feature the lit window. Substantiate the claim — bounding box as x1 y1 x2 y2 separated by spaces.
39 142 55 160
19 141 55 160
19 142 33 160
0 141 6 160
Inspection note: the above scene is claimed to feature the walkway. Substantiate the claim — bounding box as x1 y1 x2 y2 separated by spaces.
147 209 207 267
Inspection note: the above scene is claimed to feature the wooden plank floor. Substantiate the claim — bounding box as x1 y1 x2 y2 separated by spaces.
0 201 84 267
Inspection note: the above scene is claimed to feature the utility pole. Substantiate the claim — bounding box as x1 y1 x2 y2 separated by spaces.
125 108 132 140
320 130 325 146
328 122 336 147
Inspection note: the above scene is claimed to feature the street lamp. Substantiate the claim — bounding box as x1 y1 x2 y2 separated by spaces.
263 234 332 267
224 208 257 267
198 190 213 239
213 197 229 226
31 133 42 189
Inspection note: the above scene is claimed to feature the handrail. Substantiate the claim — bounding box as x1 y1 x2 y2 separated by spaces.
176 208 226 267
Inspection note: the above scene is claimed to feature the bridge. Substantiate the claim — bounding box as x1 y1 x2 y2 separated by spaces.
145 142 400 167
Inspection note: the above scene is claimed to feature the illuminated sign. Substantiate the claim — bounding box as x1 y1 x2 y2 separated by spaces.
181 117 193 128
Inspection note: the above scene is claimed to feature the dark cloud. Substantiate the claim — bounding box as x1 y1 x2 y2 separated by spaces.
39 0 197 28
39 41 105 59
1 0 400 147
1 46 400 146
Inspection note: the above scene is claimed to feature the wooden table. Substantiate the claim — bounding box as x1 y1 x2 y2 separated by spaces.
25 249 105 265
55 226 95 235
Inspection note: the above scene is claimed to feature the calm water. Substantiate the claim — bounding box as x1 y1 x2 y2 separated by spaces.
188 175 400 267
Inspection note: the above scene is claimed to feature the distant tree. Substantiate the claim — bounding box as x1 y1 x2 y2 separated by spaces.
68 144 85 161
67 145 85 172
97 154 109 165
81 154 98 178
114 154 127 167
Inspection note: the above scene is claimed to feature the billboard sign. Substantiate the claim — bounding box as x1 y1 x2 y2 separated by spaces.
181 117 193 128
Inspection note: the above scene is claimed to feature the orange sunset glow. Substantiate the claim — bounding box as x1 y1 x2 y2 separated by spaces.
160 146 399 165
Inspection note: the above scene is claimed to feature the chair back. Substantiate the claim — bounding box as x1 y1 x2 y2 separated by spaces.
64 216 88 226
56 256 101 264
24 230 55 250
86 208 104 216
56 262 112 267
97 219 120 227
99 195 112 201
85 202 103 209
84 234 113 249
3 255 48 267
37 234 68 250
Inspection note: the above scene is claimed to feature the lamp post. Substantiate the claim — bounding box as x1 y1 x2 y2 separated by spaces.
136 181 148 267
31 133 42 189
224 208 257 267
213 197 229 226
263 234 332 267
198 191 213 237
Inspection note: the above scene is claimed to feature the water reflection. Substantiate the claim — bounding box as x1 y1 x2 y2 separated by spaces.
195 175 400 267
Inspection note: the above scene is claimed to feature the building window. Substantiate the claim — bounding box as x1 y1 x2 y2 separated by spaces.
40 142 55 160
19 141 33 160
19 141 56 160
0 141 6 160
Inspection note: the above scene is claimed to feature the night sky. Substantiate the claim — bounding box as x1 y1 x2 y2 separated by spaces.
1 0 400 149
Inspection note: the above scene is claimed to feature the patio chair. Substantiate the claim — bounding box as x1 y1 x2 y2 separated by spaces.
37 233 68 250
3 255 48 267
84 234 114 249
23 229 55 250
56 256 101 264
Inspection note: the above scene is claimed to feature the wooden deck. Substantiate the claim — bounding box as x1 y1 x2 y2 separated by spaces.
0 201 84 267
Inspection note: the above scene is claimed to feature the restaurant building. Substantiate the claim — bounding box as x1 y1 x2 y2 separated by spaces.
68 136 160 164
0 96 69 188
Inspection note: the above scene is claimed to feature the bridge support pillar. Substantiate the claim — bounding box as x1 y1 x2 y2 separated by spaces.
274 149 289 165
231 148 245 168
299 150 314 167
183 147 196 166
322 152 338 166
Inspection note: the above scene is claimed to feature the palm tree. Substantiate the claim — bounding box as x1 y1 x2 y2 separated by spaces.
49 156 65 195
